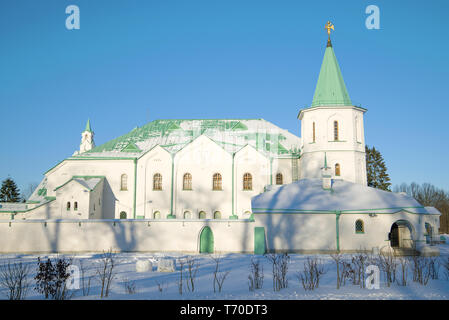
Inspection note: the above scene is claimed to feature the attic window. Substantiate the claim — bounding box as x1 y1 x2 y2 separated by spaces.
66 202 71 211
74 202 78 211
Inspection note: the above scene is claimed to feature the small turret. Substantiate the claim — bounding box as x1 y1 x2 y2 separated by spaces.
80 119 95 153
321 152 332 190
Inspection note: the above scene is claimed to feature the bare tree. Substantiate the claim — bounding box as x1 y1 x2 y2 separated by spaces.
411 256 431 286
297 257 326 291
378 252 397 287
211 255 230 293
185 256 199 293
349 253 369 288
96 249 116 298
265 253 290 291
330 252 346 289
178 258 185 295
248 257 264 291
123 278 136 294
79 260 92 296
0 261 31 300
397 257 409 286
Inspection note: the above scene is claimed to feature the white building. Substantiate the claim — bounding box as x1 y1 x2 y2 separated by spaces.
0 30 440 255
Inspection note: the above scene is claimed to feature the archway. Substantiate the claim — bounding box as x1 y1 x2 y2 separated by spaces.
389 220 414 249
199 226 214 253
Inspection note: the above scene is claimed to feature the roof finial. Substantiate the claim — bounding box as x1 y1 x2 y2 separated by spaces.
325 21 334 47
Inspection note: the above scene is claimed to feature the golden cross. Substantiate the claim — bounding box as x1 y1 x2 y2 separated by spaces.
325 21 334 36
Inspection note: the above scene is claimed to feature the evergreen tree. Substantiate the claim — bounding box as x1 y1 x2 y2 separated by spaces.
365 145 391 191
0 177 21 202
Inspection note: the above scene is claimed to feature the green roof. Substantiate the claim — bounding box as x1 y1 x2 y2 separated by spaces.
84 119 92 132
311 42 352 107
75 119 300 157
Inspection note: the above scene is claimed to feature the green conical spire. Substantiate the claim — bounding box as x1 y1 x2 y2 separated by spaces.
84 119 92 132
311 39 352 107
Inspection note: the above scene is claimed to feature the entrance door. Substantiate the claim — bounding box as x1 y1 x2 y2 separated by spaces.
199 226 214 253
390 223 399 247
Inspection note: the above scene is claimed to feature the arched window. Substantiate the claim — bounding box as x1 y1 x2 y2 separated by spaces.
183 173 192 190
120 211 127 219
312 122 316 143
213 173 222 190
120 174 128 191
66 202 71 211
335 163 341 176
334 121 339 141
184 211 191 219
74 202 78 211
276 173 283 185
214 211 221 219
355 219 364 234
243 173 252 190
153 173 162 190
153 211 161 219
199 211 206 219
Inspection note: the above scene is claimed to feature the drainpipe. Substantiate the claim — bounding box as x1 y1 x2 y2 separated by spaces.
230 153 238 220
169 153 175 218
133 158 137 219
335 211 341 252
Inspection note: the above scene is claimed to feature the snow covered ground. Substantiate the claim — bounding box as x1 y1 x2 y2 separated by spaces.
1 243 448 300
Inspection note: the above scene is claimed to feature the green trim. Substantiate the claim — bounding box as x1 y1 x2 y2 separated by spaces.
328 140 347 143
133 159 137 219
170 154 174 215
229 215 238 220
232 153 235 216
167 214 176 219
335 211 341 252
0 198 56 214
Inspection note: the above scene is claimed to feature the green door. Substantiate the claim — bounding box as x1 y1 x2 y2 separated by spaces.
254 227 266 255
199 227 214 253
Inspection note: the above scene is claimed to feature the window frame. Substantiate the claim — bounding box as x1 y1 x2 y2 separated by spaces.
212 173 222 191
355 219 365 234
243 173 253 191
153 173 163 191
183 173 192 190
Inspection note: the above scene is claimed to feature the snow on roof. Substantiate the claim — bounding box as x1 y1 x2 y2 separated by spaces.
54 176 104 192
71 119 301 158
252 179 440 214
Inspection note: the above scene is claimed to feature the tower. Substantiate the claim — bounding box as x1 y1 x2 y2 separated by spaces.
80 119 95 153
298 21 367 185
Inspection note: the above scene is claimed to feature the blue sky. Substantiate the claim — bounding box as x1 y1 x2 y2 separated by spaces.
1 0 448 194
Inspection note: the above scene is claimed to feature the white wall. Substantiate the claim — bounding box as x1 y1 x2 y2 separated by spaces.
299 106 367 185
0 219 254 254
